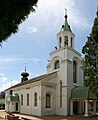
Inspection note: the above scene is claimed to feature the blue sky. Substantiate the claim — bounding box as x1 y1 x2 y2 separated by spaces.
0 0 98 91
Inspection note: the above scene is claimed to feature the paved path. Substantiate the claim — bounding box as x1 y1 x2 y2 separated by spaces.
0 110 98 120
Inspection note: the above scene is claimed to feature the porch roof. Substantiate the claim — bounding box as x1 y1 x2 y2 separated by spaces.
10 94 19 102
71 86 97 100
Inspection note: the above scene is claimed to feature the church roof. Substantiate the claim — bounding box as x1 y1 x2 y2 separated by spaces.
5 72 57 91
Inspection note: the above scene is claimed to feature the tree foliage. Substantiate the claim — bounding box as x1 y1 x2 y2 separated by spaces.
0 0 38 44
0 91 5 98
82 8 98 93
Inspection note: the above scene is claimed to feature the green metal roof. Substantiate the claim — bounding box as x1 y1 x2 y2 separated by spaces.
71 86 97 100
71 86 89 100
61 15 72 32
10 94 19 102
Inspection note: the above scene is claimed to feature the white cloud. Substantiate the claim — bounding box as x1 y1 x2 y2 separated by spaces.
68 9 90 29
0 56 42 65
31 58 40 64
11 80 20 87
0 73 4 76
19 0 90 39
27 26 38 33
0 73 20 91
27 0 90 30
37 0 75 17
0 73 8 83
0 80 20 92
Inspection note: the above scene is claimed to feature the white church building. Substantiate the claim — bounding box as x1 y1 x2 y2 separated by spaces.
5 11 97 117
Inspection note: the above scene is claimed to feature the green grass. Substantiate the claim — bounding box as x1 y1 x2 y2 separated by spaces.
0 116 4 119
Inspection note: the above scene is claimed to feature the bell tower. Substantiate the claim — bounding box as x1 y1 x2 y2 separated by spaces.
47 9 76 74
57 9 75 49
47 9 83 116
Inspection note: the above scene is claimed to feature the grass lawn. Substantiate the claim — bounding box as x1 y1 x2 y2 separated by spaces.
0 116 4 119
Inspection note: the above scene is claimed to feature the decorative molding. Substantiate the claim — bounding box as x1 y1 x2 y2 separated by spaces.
61 59 72 64
41 82 56 87
62 85 67 88
67 46 81 56
50 46 81 57
26 87 30 89
42 72 57 81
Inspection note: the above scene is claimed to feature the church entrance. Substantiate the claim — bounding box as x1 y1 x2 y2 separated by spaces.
73 101 78 114
16 102 18 111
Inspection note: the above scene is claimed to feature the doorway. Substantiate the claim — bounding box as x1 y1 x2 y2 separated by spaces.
16 102 18 111
73 101 78 114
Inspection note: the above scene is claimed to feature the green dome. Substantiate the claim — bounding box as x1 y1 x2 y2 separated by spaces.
21 72 29 77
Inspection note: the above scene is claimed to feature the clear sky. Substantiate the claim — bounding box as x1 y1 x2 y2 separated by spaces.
0 0 98 92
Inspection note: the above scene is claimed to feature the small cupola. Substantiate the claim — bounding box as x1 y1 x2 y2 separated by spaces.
21 63 29 82
61 9 72 32
57 9 75 49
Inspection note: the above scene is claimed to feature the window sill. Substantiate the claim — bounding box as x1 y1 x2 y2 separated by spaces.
54 69 59 72
45 108 52 111
73 83 79 86
34 107 37 109
27 106 30 108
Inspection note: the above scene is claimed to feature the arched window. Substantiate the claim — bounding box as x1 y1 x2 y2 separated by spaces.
21 94 23 106
64 36 68 46
54 60 60 70
60 80 62 108
27 93 29 106
46 93 51 108
59 37 62 48
73 61 77 83
34 92 37 107
71 37 73 47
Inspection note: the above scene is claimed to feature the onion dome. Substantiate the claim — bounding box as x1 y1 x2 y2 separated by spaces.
21 63 29 82
21 71 29 77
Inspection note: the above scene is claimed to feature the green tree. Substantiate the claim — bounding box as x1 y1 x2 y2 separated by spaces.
0 0 38 44
82 8 98 93
0 91 5 98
